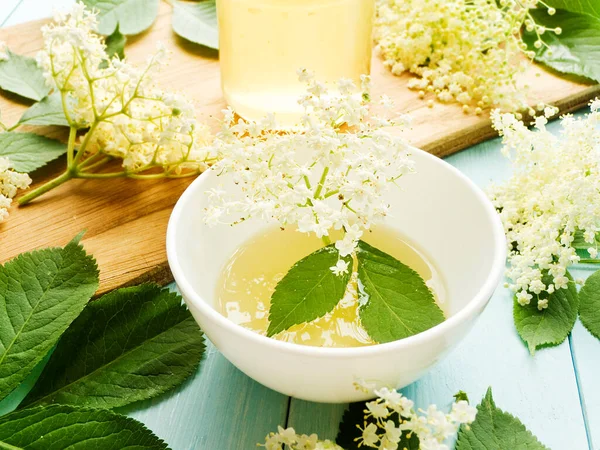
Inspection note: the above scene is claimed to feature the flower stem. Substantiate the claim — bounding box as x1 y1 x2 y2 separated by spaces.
18 170 72 205
314 166 330 199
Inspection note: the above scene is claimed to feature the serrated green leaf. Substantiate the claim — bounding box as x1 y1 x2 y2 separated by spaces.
356 240 444 343
455 387 549 450
0 237 99 402
105 26 127 60
0 404 168 449
336 401 419 450
21 284 205 410
579 270 600 339
0 51 49 101
82 0 159 35
0 132 66 173
267 245 352 337
524 9 600 83
172 0 218 50
545 0 600 19
513 272 578 354
18 93 69 127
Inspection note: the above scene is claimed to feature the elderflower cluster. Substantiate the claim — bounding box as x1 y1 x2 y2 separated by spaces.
0 157 32 222
489 100 600 309
36 3 213 174
262 383 476 450
375 0 559 113
205 71 414 262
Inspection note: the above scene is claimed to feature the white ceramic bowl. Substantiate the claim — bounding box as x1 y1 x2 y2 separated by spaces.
167 147 506 403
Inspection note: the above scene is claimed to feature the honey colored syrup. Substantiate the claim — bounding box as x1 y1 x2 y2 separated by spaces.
217 226 446 348
217 0 375 127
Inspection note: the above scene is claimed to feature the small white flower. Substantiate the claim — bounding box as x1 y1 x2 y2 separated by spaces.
360 423 379 447
330 259 349 276
0 157 32 222
366 400 389 419
450 401 477 423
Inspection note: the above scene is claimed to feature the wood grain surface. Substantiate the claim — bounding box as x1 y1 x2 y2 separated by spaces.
0 1 598 294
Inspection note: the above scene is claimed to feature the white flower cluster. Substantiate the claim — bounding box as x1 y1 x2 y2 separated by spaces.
0 157 32 222
489 100 600 309
262 383 476 450
374 0 559 113
205 70 414 261
36 3 213 175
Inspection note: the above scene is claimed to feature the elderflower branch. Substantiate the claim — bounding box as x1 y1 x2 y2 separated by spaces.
18 2 215 204
374 0 558 113
489 99 600 309
204 72 414 262
262 382 477 450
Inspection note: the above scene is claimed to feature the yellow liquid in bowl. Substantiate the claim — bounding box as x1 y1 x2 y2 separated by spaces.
217 0 375 126
217 226 446 348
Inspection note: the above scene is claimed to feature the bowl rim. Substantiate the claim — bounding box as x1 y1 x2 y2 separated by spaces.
166 147 507 358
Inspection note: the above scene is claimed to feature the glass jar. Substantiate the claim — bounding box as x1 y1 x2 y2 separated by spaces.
217 0 375 127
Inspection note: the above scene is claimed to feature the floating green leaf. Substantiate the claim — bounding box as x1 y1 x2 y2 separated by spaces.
0 132 66 173
0 51 49 101
0 235 99 402
524 9 600 83
579 270 600 339
21 284 205 410
267 245 352 337
513 272 578 354
455 388 549 450
172 0 218 50
18 93 69 127
105 25 127 60
0 405 168 449
82 0 159 35
356 240 444 343
545 0 600 19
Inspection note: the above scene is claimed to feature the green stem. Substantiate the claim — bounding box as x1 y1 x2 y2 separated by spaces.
76 171 126 179
314 166 330 199
66 126 77 169
18 170 72 205
322 236 332 245
0 439 22 450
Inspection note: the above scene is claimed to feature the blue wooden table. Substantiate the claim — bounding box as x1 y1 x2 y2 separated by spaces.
2 2 599 449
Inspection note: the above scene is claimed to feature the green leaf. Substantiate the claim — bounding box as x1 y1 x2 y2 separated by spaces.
105 26 127 60
513 272 578 354
0 237 99 403
524 9 600 83
21 284 205 410
455 387 549 450
18 93 69 127
82 0 159 35
267 245 352 337
336 401 419 450
0 404 168 449
579 270 600 339
0 132 66 173
453 390 470 403
356 240 444 343
0 51 49 101
172 0 218 50
544 0 600 19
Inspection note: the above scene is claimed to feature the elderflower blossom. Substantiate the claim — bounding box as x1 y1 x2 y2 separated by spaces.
488 100 600 309
0 157 32 222
375 0 559 113
262 383 476 450
36 3 213 175
205 71 414 262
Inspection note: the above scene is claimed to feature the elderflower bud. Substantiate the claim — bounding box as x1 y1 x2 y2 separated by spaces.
0 157 32 222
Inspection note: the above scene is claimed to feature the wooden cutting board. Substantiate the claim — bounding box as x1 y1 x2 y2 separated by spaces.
1 2 599 295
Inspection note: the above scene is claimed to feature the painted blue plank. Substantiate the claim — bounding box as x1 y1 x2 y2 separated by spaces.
569 266 600 450
122 340 290 450
2 0 73 27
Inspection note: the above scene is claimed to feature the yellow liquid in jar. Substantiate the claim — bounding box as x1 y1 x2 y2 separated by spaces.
217 226 447 348
216 0 375 127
